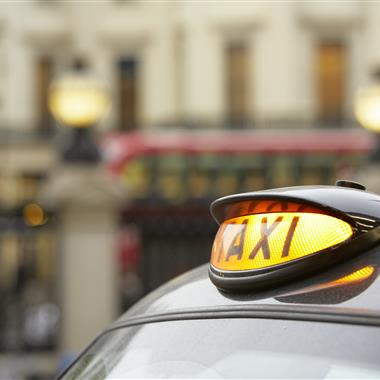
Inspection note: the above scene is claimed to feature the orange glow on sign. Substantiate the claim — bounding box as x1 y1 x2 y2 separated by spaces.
280 265 376 297
211 212 353 271
329 266 375 287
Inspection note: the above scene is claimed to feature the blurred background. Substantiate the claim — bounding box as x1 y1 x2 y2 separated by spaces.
1 0 380 378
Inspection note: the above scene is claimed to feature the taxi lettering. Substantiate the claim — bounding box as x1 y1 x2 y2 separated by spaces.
249 216 283 260
211 211 353 272
217 215 300 263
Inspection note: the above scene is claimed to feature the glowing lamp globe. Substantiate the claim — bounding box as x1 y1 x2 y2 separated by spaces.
355 84 380 133
49 73 110 128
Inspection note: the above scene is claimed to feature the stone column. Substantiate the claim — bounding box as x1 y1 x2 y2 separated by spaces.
365 3 380 71
256 3 304 124
40 165 123 353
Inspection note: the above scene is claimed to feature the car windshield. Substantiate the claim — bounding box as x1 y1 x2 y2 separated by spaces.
60 318 380 379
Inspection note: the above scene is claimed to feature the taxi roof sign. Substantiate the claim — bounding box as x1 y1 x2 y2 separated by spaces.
209 185 380 291
211 212 354 271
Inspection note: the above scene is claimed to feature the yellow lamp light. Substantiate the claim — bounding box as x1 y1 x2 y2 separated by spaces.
23 203 46 227
355 84 380 132
49 73 110 128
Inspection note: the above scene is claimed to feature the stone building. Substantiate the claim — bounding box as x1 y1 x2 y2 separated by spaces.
1 1 379 134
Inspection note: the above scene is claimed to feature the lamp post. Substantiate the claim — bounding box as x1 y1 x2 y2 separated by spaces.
48 65 110 162
42 64 122 354
354 70 380 191
355 71 380 161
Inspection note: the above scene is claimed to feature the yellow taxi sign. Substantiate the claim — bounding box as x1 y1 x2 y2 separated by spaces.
211 212 353 272
209 186 380 290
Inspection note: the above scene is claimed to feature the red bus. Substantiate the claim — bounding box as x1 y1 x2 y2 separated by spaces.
104 129 373 200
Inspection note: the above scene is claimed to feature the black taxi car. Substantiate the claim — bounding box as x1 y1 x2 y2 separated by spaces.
59 181 380 379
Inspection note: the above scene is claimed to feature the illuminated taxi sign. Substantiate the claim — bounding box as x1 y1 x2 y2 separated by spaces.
208 183 380 291
211 212 353 272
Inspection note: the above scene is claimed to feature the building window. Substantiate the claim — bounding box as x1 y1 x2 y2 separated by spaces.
225 42 249 128
36 56 54 131
316 41 346 127
118 58 138 131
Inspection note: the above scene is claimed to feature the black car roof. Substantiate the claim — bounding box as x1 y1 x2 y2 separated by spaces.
113 244 380 328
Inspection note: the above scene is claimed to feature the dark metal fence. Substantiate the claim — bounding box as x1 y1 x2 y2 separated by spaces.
121 203 217 295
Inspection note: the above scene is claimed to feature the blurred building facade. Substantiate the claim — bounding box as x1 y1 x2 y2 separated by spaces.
0 1 379 378
1 1 380 133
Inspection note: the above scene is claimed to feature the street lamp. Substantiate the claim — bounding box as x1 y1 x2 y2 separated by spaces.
48 64 111 163
355 71 380 161
42 63 121 352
